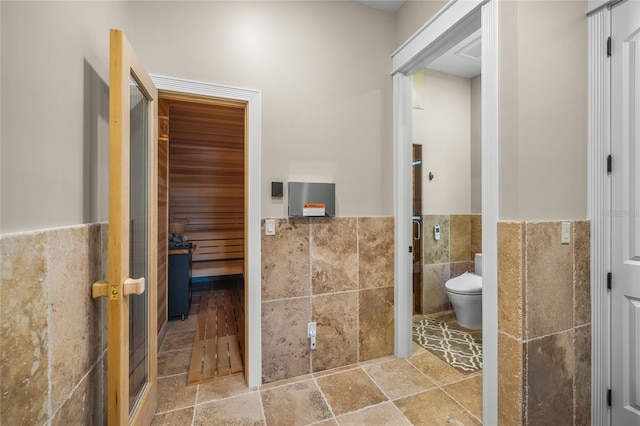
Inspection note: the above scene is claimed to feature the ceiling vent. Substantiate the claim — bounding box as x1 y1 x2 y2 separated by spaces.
456 37 482 61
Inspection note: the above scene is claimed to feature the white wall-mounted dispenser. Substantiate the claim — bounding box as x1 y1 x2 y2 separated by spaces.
288 182 335 217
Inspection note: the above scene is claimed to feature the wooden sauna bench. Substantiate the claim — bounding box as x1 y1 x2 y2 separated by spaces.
170 208 244 278
186 229 244 278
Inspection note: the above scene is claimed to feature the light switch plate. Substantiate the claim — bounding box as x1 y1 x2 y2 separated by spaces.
265 219 276 236
561 222 571 244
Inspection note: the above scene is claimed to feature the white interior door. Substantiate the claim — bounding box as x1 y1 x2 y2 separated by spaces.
611 2 640 424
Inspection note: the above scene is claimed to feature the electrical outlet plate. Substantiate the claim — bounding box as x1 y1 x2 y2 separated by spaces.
307 322 317 350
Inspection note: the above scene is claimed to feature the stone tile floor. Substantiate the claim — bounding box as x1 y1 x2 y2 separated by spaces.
153 303 482 426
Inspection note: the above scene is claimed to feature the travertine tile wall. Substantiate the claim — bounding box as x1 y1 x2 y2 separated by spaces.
0 224 108 425
421 214 482 314
261 217 395 384
497 220 591 425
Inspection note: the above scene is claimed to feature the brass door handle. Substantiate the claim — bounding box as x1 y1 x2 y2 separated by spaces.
92 281 109 299
92 277 145 299
123 277 145 296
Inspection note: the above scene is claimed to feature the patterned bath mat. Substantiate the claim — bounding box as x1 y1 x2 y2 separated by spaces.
412 317 482 373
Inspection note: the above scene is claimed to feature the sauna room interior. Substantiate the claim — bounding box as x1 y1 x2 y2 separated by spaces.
157 93 247 383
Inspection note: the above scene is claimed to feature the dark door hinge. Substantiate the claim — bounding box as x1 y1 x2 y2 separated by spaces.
607 155 612 174
607 272 612 290
607 389 612 407
607 37 612 57
408 246 413 253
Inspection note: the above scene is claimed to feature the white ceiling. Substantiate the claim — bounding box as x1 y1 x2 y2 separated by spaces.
353 0 406 13
426 29 482 78
353 0 481 78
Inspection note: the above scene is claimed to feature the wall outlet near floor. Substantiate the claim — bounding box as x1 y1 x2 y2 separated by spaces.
308 322 317 350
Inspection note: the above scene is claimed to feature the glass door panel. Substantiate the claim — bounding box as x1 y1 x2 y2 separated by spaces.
129 76 150 414
412 144 423 314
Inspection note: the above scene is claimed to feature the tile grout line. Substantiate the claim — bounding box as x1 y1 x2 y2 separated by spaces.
522 327 579 343
405 353 483 389
45 231 53 424
439 385 483 424
153 405 195 417
49 348 108 422
356 217 361 364
310 374 337 423
257 387 268 425
356 362 417 424
194 388 262 408
405 349 483 423
310 288 361 298
360 364 392 401
309 218 313 375
190 384 199 426
523 222 529 426
261 294 312 304
260 375 315 391
576 221 577 425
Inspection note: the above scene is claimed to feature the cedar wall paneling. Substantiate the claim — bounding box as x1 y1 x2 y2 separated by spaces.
168 99 246 278
157 99 169 334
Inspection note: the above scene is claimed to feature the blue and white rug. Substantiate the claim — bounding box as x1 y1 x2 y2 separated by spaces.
412 317 483 373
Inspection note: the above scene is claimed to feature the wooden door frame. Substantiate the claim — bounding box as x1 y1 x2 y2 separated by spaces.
150 75 262 388
107 28 158 425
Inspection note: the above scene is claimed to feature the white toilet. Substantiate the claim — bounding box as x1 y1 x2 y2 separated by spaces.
445 253 483 329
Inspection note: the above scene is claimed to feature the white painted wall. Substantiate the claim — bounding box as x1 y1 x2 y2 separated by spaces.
0 0 588 230
471 74 481 214
0 1 131 233
413 69 471 215
0 1 395 232
129 1 396 219
498 0 588 220
395 0 448 48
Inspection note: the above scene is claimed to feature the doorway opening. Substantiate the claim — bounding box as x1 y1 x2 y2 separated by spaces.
392 1 499 423
158 92 248 384
410 48 483 411
151 74 262 389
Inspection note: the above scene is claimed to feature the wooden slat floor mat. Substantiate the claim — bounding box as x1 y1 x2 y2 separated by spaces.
188 288 244 385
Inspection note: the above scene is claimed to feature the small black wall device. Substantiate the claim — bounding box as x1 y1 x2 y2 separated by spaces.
271 181 283 198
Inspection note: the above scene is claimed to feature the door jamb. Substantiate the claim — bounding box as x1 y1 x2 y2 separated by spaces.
587 4 611 425
150 74 262 388
391 1 498 424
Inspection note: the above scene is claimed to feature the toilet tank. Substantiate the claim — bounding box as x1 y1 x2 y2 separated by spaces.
474 253 482 276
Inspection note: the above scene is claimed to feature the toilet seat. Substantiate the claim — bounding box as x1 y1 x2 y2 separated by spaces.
445 272 482 295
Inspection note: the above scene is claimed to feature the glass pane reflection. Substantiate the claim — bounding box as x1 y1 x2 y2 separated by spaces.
129 75 149 415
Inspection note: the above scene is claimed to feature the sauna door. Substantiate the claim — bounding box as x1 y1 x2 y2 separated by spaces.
105 28 158 425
